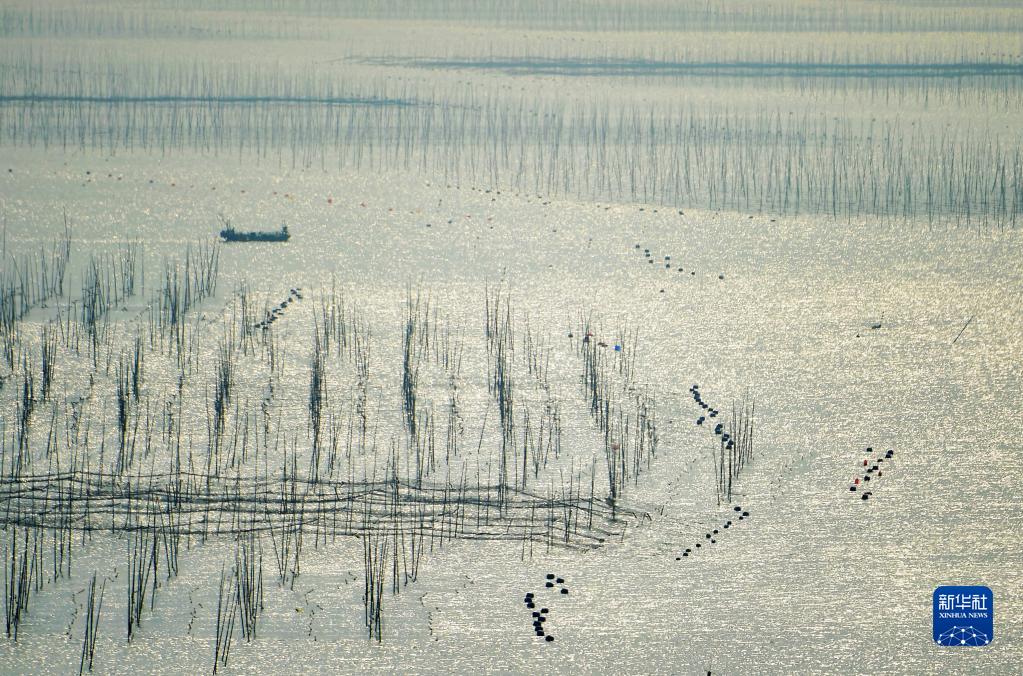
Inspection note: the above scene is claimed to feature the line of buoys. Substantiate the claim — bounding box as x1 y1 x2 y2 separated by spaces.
634 244 711 281
524 575 571 642
689 384 721 428
677 506 750 560
254 288 302 330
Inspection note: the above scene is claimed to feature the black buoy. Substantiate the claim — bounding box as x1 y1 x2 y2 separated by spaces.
556 578 564 584
546 635 555 642
560 588 568 595
546 582 554 588
734 506 741 511
742 511 749 517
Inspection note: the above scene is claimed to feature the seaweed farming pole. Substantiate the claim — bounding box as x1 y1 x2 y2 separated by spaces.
78 572 105 675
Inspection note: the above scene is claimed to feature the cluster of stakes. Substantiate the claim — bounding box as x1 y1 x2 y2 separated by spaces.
523 574 570 642
254 287 302 330
849 447 895 500
677 506 749 560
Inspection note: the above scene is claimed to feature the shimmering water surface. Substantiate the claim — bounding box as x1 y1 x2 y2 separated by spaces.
0 2 1021 674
